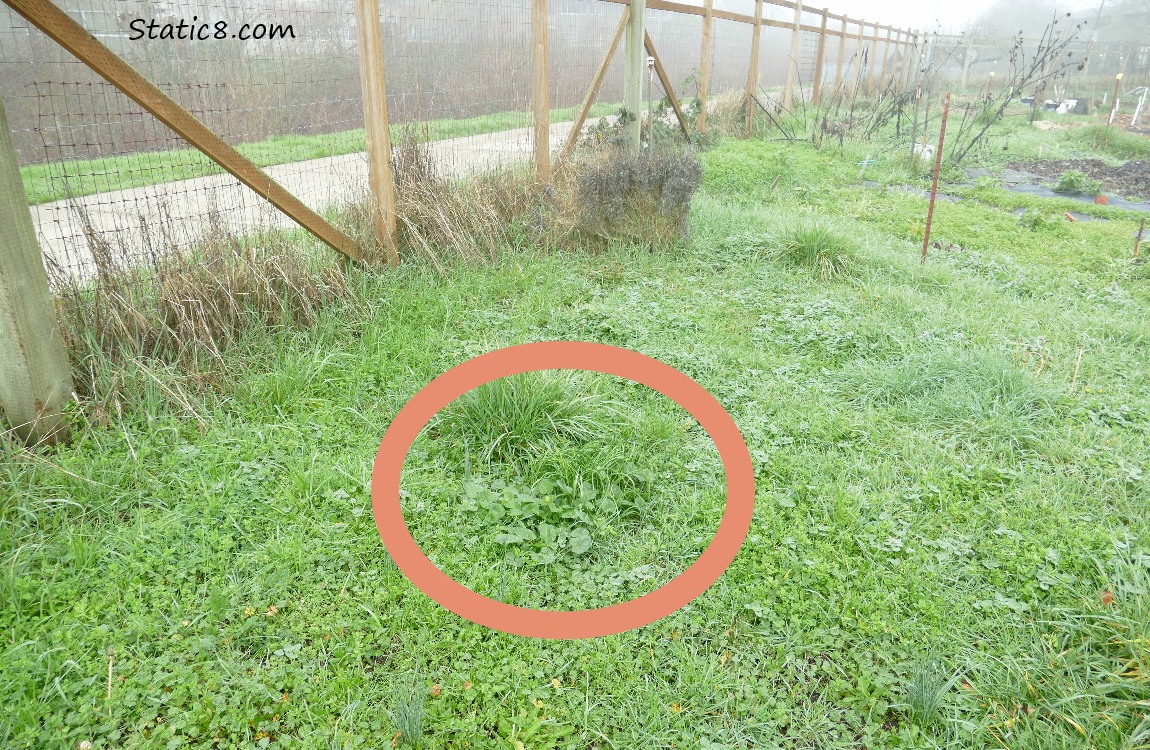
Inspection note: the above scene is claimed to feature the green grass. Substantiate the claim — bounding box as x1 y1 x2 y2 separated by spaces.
3 125 1150 748
20 102 621 205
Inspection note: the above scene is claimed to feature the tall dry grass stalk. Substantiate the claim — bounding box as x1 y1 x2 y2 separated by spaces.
47 201 354 408
383 130 543 271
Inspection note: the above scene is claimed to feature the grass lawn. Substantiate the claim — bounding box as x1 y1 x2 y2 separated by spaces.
19 102 622 205
3 122 1149 749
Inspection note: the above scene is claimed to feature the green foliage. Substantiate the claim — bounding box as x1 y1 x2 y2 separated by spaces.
433 372 616 467
1054 169 1102 195
1070 124 1150 160
5 126 1150 750
460 475 647 566
770 220 858 279
393 676 426 749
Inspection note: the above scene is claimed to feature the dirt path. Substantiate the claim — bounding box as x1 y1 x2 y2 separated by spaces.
34 119 599 281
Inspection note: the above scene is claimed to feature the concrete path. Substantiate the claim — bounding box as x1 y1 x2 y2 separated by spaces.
33 118 597 281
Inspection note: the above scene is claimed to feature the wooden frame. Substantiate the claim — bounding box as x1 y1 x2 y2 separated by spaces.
745 0 764 134
811 9 829 104
532 0 551 184
696 0 714 132
355 0 399 264
3 0 362 262
558 8 630 163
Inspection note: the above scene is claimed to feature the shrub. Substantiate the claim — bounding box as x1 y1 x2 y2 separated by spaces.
1053 170 1102 195
565 143 702 249
769 220 858 280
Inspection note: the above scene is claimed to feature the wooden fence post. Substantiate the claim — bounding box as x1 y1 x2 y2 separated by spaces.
960 42 973 90
811 9 828 104
532 0 551 183
879 26 893 87
834 16 847 99
624 0 647 150
744 0 764 134
867 22 880 92
355 0 399 265
783 0 804 110
696 0 714 132
853 20 866 95
0 97 72 446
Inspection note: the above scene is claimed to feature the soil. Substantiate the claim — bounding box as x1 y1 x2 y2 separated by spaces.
1006 158 1150 201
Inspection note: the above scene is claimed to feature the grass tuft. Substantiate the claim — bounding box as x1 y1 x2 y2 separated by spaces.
769 220 858 279
1070 125 1150 160
433 372 620 467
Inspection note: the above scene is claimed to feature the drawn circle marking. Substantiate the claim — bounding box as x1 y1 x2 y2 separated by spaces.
371 341 754 639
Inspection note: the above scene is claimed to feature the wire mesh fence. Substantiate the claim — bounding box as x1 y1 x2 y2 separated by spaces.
0 0 923 286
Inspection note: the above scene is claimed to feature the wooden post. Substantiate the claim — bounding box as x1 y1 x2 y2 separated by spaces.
921 92 951 264
645 33 691 140
867 22 880 93
878 26 893 88
853 20 867 96
834 16 848 99
811 9 828 105
783 0 804 111
355 0 399 265
960 42 973 90
5 0 361 262
744 0 764 134
0 98 72 446
696 0 714 132
559 8 629 163
624 0 647 151
532 0 551 183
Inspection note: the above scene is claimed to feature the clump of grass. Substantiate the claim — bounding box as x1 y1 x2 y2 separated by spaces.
957 554 1150 747
769 220 858 279
904 656 959 728
385 130 542 270
1053 169 1102 195
1072 124 1150 160
392 676 426 749
433 372 620 466
564 142 702 249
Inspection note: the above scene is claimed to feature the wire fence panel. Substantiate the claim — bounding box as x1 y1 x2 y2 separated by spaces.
0 0 942 286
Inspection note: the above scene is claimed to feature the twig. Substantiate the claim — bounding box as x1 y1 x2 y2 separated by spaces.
1070 346 1085 392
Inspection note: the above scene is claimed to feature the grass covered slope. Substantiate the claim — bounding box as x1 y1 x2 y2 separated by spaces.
3 136 1149 749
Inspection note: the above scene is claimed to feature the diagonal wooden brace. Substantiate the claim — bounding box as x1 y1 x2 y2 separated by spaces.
3 0 362 262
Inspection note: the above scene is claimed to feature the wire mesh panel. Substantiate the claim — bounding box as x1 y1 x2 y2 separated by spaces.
1 0 927 285
709 17 753 100
385 0 533 175
1 0 369 282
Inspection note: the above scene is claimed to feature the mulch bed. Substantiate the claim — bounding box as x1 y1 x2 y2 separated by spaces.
1006 158 1150 201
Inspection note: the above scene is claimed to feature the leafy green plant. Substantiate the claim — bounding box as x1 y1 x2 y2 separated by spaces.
1053 169 1101 195
769 220 858 279
460 474 649 567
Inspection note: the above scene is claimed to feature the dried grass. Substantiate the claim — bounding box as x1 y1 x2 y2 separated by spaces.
49 204 354 404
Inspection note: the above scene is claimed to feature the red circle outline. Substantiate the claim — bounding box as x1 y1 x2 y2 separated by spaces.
371 341 755 639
